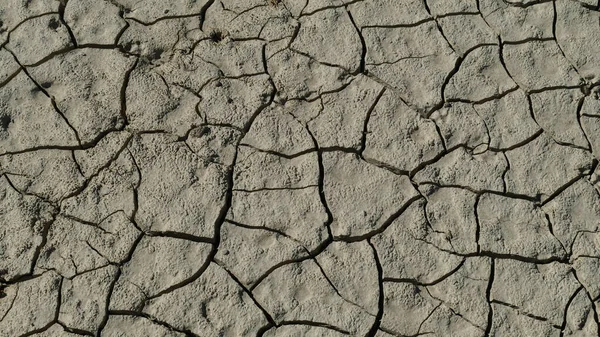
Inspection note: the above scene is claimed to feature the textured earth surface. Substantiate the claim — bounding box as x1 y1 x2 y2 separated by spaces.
2 0 600 336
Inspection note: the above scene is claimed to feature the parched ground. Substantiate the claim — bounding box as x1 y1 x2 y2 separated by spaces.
1 0 600 336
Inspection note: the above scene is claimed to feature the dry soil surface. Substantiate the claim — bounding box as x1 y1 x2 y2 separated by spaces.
2 0 600 336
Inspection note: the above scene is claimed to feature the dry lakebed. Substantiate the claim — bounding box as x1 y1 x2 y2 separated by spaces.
2 0 600 336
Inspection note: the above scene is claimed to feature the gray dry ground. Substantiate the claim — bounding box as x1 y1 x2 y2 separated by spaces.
2 0 600 336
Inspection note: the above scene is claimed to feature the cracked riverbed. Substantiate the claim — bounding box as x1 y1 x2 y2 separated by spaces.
2 0 600 336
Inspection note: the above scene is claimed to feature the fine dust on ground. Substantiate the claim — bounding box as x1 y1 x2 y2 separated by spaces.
1 0 600 336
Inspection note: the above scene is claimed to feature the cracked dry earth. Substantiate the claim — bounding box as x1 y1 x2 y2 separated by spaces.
4 1 600 337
